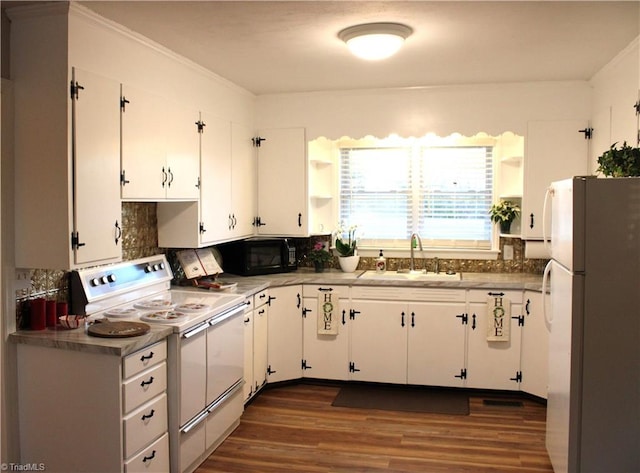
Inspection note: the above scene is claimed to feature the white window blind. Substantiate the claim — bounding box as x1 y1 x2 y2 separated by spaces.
339 145 493 249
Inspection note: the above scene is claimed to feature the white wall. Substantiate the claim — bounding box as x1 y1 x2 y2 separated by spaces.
255 81 592 140
589 37 640 173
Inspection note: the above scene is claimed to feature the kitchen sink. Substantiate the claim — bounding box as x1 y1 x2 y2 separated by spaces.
359 270 461 281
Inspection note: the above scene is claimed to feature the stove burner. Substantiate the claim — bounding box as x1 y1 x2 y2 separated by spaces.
174 303 211 313
104 307 141 318
134 299 176 310
141 311 189 323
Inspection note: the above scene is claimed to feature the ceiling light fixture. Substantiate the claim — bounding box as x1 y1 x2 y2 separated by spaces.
338 22 413 61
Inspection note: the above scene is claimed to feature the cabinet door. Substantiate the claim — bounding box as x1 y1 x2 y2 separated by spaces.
520 291 549 399
350 300 407 384
243 306 254 401
302 287 350 381
165 101 200 199
256 128 308 236
522 120 588 239
230 122 256 239
267 285 303 383
252 301 268 394
466 290 523 390
72 67 122 266
200 112 232 244
407 301 467 387
120 84 167 200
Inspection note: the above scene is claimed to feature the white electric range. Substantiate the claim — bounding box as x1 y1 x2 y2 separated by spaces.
70 254 248 473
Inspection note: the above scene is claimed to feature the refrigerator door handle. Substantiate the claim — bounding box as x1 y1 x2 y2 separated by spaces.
542 260 553 326
542 186 554 255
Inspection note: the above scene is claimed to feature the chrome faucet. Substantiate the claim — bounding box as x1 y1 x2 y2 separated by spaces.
409 233 423 271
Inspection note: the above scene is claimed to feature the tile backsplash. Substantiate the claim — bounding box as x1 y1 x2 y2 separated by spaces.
300 235 547 274
15 202 161 328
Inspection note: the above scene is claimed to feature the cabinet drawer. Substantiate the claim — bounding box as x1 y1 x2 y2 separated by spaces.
303 284 347 299
123 393 168 459
467 289 523 304
123 361 167 414
125 432 170 473
123 340 167 379
254 289 270 308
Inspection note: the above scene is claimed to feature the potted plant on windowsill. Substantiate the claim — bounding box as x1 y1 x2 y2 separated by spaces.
334 223 360 272
596 141 640 177
489 200 520 234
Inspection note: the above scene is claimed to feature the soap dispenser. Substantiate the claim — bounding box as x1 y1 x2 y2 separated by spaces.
376 250 386 273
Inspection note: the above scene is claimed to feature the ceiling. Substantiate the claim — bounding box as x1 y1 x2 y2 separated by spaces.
28 1 640 95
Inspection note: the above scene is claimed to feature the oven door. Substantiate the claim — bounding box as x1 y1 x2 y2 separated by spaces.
206 304 245 404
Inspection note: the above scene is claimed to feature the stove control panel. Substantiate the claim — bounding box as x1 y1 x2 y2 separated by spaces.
70 255 173 314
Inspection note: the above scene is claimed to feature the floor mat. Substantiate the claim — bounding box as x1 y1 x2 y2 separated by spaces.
332 384 469 415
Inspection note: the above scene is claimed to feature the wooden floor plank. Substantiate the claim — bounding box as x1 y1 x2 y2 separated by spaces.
196 384 553 473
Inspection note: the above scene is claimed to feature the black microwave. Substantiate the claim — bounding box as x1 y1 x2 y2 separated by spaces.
217 238 297 276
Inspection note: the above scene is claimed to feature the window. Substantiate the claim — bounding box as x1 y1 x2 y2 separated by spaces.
339 143 494 249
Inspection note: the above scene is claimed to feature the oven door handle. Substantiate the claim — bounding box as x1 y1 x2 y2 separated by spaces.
206 378 244 413
182 320 210 339
208 304 245 328
180 408 209 434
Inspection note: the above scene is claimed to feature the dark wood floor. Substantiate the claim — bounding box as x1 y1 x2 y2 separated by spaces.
197 383 554 473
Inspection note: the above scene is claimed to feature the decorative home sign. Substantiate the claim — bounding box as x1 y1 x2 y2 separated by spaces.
317 291 339 335
486 294 511 342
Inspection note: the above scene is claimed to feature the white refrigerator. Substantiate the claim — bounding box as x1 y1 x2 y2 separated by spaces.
543 176 640 473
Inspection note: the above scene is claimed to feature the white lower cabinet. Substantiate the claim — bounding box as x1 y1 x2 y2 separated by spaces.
350 287 467 386
520 290 548 398
302 285 350 380
407 299 468 387
466 289 524 390
248 283 545 396
17 340 169 473
349 298 408 384
243 297 255 401
244 289 269 401
267 285 303 383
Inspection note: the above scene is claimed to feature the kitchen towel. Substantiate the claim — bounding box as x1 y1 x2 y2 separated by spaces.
317 291 339 335
486 294 510 342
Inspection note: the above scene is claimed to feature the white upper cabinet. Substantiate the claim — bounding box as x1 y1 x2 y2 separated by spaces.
200 112 232 242
72 68 122 266
230 122 256 239
522 120 588 240
157 116 255 248
256 128 308 236
165 101 201 199
13 63 122 267
120 84 199 201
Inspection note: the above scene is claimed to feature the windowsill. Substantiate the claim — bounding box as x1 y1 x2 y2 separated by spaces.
354 247 500 260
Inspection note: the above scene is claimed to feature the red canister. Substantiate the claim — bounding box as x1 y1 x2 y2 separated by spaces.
46 300 57 327
30 298 46 330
